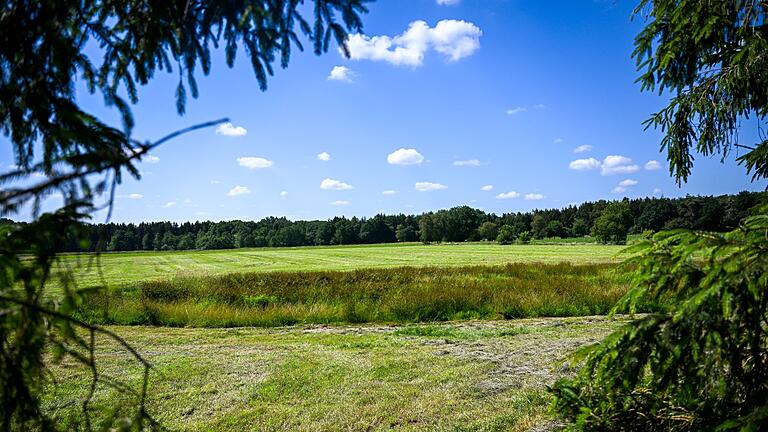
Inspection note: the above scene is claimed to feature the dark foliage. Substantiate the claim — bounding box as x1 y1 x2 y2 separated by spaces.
2 192 758 252
0 1 368 429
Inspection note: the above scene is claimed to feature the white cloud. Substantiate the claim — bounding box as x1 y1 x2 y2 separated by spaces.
227 186 251 196
237 157 273 169
506 107 527 115
280 191 288 198
215 122 248 137
573 145 592 153
320 178 354 190
653 188 663 195
415 182 447 192
317 152 331 161
569 158 600 171
553 137 564 144
525 193 545 200
618 179 638 187
129 193 143 200
164 201 177 208
330 200 350 206
611 186 628 194
387 148 424 165
328 66 354 82
533 104 546 109
453 159 480 166
144 155 160 164
345 19 481 67
601 155 640 175
496 191 520 200
382 190 397 195
645 160 662 171
210 180 221 184
480 185 493 191
436 0 459 5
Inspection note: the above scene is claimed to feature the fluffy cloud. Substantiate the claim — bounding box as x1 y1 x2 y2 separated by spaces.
553 137 564 144
618 179 638 187
496 191 520 200
345 19 481 67
128 193 143 200
653 188 663 195
317 151 331 161
645 160 662 171
215 122 247 136
573 145 592 153
601 155 640 175
481 185 493 191
382 190 397 195
227 186 251 196
436 0 459 4
569 158 600 171
453 159 480 166
415 182 447 192
280 191 288 198
320 178 354 190
506 107 527 115
387 148 424 165
237 157 273 169
525 193 545 200
144 155 160 164
330 200 350 206
164 201 177 208
327 66 354 82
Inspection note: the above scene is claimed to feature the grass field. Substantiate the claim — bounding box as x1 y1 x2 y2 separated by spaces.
47 243 638 429
77 262 645 327
44 316 626 431
57 242 623 289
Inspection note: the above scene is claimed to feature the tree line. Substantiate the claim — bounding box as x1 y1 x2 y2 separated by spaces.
4 191 760 252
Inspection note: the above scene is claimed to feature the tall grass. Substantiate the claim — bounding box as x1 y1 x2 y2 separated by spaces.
77 263 654 327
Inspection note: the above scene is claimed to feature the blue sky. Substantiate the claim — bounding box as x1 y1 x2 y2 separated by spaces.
4 0 765 223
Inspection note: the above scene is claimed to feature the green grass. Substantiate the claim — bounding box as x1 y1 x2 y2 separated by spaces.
56 242 623 290
42 317 626 431
76 263 651 327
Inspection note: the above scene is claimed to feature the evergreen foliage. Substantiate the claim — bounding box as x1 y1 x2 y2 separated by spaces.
551 1 768 429
0 1 368 429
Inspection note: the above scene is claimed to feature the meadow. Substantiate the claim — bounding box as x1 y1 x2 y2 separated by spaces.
48 242 643 430
44 316 627 431
58 242 623 289
77 262 646 327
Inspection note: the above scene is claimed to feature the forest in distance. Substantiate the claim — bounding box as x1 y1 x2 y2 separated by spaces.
8 191 763 253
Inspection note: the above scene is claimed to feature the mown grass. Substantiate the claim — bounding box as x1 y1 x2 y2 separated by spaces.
42 317 626 431
76 263 653 327
55 242 623 290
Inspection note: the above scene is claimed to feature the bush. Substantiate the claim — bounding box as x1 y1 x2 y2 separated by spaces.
495 225 516 244
516 231 531 244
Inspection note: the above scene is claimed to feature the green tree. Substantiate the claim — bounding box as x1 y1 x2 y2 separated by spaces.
591 201 633 244
418 213 440 244
141 232 154 250
478 221 499 241
516 231 531 244
395 224 417 242
0 1 368 429
495 225 516 245
552 1 768 429
571 218 590 237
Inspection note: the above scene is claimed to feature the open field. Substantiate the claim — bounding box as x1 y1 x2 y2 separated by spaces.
78 262 647 327
57 242 623 289
44 316 627 431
